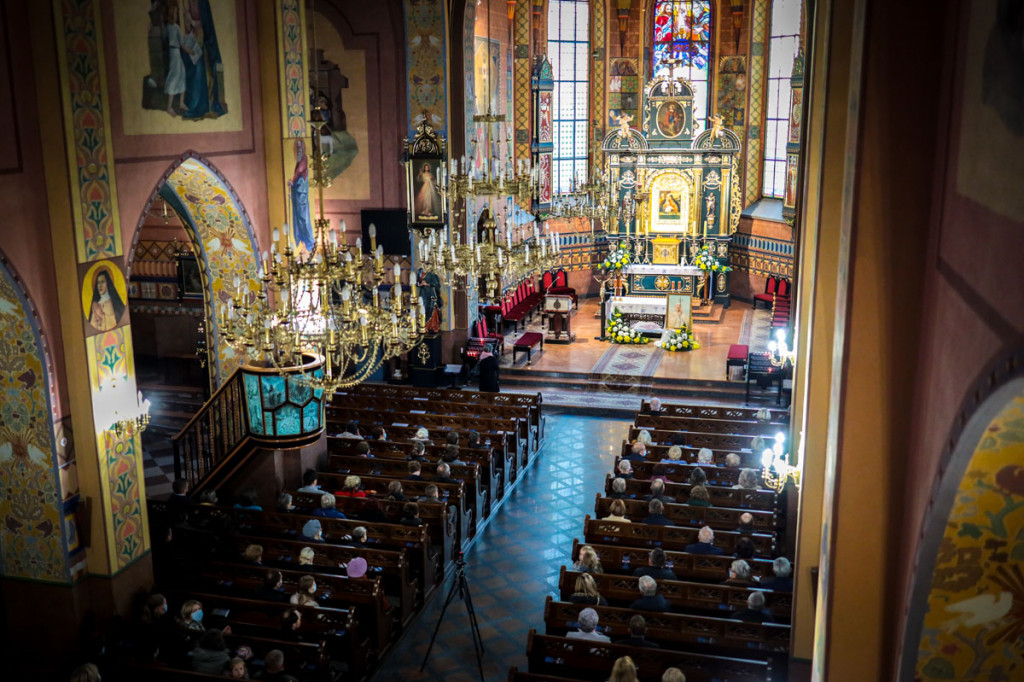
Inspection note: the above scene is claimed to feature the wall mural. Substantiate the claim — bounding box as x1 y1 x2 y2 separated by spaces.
162 158 262 386
113 0 242 134
279 0 307 139
311 11 370 201
914 393 1024 681
0 259 69 583
743 0 768 204
404 0 449 134
608 58 639 130
716 55 746 132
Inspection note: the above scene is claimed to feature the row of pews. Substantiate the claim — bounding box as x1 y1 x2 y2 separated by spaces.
508 401 793 682
142 384 544 682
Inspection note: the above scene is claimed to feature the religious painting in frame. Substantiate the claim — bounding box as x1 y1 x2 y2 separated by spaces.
656 101 686 138
645 170 697 235
405 117 448 230
177 254 204 301
538 91 553 144
788 86 803 144
113 0 242 135
80 260 129 335
664 293 692 331
657 191 682 221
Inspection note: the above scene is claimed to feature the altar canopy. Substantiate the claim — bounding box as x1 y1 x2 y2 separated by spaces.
601 75 742 307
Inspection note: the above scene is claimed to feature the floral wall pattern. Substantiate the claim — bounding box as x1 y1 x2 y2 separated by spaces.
404 0 449 135
0 259 68 583
163 158 262 386
914 393 1024 681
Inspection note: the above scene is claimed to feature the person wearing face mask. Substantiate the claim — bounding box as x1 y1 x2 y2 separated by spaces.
137 593 171 662
289 575 320 608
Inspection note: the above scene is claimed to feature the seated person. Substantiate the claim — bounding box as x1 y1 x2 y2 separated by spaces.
400 501 424 527
689 467 708 487
370 425 387 441
302 519 325 543
467 430 488 450
686 485 712 507
434 462 456 484
734 468 761 490
297 469 322 494
642 499 674 526
614 614 660 648
445 431 461 446
335 475 368 498
629 575 671 612
407 440 429 463
723 559 755 586
337 421 362 439
569 572 607 606
417 484 441 504
571 545 604 574
312 493 346 519
191 628 231 675
277 492 296 512
256 648 299 681
406 461 426 481
442 443 465 466
290 575 319 607
737 512 755 534
608 477 632 499
734 537 756 560
732 590 773 623
696 447 714 466
724 453 742 468
234 487 262 510
355 440 375 459
256 570 290 603
759 557 793 591
660 445 684 464
641 397 663 414
602 498 630 523
624 441 648 462
243 544 264 566
642 478 674 504
684 526 724 555
412 427 431 443
385 480 409 502
566 608 610 642
633 548 676 581
615 459 634 480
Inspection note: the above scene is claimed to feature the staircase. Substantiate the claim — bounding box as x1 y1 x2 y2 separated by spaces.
139 383 207 437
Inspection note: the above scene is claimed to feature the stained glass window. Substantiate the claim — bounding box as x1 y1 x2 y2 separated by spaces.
763 0 802 198
651 0 712 134
548 0 589 194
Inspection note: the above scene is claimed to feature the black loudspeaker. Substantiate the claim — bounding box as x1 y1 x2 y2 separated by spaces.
361 209 410 255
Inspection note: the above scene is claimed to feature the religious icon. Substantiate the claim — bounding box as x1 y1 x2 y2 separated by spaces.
656 101 685 138
538 91 553 143
704 191 717 231
413 160 442 222
617 111 634 139
665 293 689 331
83 265 127 332
658 191 682 220
290 138 314 252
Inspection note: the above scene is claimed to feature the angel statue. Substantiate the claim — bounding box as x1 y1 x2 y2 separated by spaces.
709 113 725 140
617 112 634 140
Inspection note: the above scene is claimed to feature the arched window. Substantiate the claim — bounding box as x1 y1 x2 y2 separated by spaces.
762 0 802 198
652 0 712 133
548 0 589 194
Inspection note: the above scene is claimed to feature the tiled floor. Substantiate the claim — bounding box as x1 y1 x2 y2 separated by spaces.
370 414 631 682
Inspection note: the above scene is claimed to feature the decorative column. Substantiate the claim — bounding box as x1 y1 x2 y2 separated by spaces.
782 48 804 223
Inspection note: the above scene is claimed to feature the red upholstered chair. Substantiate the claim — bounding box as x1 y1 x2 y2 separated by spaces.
541 271 554 293
547 268 577 303
776 279 791 300
753 277 778 309
470 317 504 355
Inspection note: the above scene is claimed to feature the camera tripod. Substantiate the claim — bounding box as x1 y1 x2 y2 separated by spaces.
420 552 485 682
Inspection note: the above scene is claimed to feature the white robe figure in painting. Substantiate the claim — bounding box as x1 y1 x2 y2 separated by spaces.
414 163 441 221
164 3 186 116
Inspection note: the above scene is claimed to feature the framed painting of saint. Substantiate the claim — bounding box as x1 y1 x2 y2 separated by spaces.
657 101 685 138
410 159 445 225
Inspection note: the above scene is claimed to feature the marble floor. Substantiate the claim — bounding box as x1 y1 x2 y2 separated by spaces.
370 413 630 682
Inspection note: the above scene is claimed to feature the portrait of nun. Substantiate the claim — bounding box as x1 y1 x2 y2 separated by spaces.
89 269 127 331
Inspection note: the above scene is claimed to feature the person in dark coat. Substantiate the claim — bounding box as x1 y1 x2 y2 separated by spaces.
628 576 671 612
478 349 500 392
613 615 660 648
732 591 774 623
684 526 725 555
759 557 794 591
633 548 677 582
641 499 674 526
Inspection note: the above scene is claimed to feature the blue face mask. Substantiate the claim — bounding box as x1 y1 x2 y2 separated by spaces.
192 610 204 623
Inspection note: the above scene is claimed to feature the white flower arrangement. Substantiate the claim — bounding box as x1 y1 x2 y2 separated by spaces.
655 324 701 352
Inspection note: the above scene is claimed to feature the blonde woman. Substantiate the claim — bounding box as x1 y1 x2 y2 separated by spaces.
572 544 604 574
603 498 631 523
609 656 639 682
336 475 366 498
660 445 683 463
298 546 315 566
697 447 714 465
662 668 686 682
242 544 263 565
569 572 608 606
635 429 653 447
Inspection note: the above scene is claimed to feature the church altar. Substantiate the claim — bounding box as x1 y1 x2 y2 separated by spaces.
623 263 704 297
605 294 691 334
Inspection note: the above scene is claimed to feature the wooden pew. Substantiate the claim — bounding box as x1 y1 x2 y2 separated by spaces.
290 492 458 570
326 406 528 471
603 473 778 512
162 590 369 679
558 567 793 620
635 413 783 437
328 438 510 506
328 437 509 504
224 534 419 628
311 471 475 544
169 557 395 655
584 512 775 557
542 596 791 654
613 457 745 488
570 539 775 581
526 630 772 682
627 427 758 452
618 442 761 467
337 384 544 440
639 401 788 425
324 455 489 533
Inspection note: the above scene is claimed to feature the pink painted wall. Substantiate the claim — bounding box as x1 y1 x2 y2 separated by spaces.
0 1 69 418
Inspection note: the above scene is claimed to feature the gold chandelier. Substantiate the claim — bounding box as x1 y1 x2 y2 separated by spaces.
220 120 424 390
417 209 561 301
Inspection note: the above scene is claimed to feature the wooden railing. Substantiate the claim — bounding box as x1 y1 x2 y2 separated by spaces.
172 368 251 488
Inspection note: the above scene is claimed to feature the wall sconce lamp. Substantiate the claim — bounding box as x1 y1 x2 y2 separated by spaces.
761 431 800 492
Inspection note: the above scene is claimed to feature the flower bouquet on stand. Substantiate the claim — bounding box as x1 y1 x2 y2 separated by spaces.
655 324 701 352
606 308 651 344
694 246 730 303
601 243 631 271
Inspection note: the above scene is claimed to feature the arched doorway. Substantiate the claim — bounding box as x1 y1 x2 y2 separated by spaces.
126 154 262 452
900 375 1024 680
